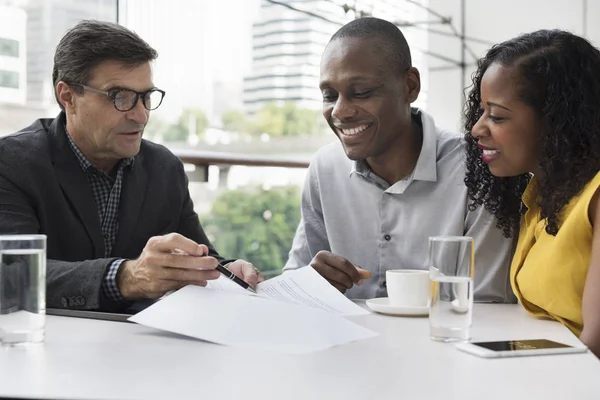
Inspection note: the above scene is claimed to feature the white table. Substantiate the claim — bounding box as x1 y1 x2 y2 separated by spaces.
0 304 599 400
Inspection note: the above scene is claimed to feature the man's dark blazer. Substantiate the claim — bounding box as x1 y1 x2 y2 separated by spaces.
0 112 223 311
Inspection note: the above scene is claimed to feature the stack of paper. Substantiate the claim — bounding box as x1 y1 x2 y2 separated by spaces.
129 267 378 354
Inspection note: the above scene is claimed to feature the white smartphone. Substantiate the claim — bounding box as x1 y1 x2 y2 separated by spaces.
456 339 588 358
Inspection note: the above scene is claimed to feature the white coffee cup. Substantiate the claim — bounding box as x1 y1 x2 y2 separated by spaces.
386 269 430 307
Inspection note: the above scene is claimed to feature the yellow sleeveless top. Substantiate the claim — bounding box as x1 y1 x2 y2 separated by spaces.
511 171 600 336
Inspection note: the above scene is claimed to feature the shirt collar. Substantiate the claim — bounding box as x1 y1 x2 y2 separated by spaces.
522 175 539 210
349 108 438 184
411 108 437 182
351 159 390 190
64 126 135 173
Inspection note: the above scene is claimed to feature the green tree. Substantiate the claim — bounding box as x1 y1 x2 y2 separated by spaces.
143 114 169 141
251 102 286 136
221 109 248 133
162 108 208 142
179 108 208 136
202 186 301 275
251 102 325 136
281 102 320 136
162 123 187 142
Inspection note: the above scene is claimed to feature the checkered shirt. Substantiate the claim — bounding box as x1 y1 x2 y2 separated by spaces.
65 129 134 304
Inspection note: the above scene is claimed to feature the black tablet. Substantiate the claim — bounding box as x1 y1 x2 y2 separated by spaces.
46 308 133 323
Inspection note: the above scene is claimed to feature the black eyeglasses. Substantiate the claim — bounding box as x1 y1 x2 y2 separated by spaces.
71 83 166 112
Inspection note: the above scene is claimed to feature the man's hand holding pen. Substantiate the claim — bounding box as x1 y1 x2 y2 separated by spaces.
116 233 262 300
219 259 265 292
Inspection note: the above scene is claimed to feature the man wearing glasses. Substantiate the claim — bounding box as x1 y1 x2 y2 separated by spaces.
0 20 261 312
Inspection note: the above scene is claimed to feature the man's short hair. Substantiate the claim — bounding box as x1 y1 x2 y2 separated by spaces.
329 17 412 74
52 20 158 110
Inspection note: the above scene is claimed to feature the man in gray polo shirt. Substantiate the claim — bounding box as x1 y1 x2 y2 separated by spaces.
284 17 515 303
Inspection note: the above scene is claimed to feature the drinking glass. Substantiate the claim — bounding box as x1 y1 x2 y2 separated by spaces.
428 236 474 342
0 235 47 345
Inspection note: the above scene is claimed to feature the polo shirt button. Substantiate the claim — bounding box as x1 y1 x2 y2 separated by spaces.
384 234 391 241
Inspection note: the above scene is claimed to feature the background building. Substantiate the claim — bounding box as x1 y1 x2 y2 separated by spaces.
243 0 429 113
24 0 114 107
0 3 27 105
0 0 114 135
242 0 343 113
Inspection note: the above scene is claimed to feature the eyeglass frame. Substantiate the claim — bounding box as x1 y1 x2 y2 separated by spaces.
68 82 166 112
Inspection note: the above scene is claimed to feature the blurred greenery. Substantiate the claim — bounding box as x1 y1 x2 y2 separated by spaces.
221 109 249 133
144 102 327 142
250 102 325 136
163 108 208 142
202 186 301 275
145 108 208 142
143 114 169 139
179 108 209 137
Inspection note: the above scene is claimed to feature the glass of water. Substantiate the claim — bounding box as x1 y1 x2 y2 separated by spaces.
0 235 47 346
428 236 474 342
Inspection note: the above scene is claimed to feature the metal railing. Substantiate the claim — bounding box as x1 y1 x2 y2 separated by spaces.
172 149 311 182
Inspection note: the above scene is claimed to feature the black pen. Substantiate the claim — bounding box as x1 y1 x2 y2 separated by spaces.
172 249 257 293
216 264 257 294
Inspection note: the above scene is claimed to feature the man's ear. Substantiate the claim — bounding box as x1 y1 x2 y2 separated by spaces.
56 81 77 113
405 67 421 103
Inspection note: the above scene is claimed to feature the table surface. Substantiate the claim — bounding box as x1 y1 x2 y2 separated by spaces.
0 303 599 400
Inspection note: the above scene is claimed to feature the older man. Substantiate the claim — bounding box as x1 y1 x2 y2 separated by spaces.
0 20 259 312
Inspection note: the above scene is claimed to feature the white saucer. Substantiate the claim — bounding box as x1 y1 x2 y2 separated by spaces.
366 297 429 317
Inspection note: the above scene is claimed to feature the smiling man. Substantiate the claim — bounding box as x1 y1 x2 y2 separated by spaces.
0 20 260 312
284 17 515 303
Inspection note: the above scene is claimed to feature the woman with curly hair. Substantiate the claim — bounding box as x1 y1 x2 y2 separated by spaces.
464 29 600 357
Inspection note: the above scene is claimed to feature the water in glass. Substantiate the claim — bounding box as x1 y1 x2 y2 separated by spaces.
0 247 46 345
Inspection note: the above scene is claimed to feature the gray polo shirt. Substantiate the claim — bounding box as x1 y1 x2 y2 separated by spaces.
284 109 516 303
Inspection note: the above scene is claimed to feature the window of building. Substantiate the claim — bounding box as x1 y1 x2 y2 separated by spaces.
0 0 116 136
0 38 19 57
0 70 19 89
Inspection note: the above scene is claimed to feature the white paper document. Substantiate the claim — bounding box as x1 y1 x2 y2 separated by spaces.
129 267 378 354
207 265 370 316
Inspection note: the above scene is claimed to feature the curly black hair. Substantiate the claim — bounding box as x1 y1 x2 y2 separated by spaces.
464 29 600 237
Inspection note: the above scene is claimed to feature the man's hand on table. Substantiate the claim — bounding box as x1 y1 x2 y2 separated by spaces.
310 250 372 293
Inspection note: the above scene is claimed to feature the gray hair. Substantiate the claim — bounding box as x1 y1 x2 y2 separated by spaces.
52 20 158 110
